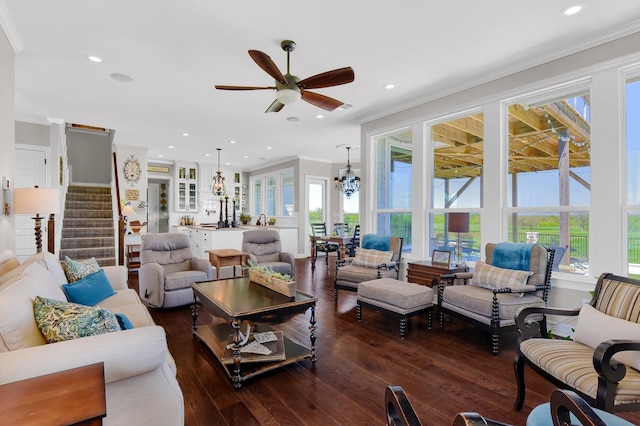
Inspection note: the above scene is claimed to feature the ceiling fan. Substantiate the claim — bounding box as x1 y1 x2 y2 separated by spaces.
215 40 355 113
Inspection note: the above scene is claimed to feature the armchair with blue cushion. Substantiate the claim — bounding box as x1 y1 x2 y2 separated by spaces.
334 234 403 302
438 242 554 355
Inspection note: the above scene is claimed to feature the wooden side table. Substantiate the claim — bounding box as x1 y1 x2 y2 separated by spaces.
406 260 469 287
207 249 249 279
0 362 106 425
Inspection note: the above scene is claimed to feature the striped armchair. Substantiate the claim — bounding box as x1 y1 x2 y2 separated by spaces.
514 273 640 414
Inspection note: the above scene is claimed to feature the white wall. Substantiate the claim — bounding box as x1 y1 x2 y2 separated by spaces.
0 29 15 250
361 32 640 308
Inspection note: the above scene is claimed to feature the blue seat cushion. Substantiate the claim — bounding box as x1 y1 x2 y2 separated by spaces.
527 402 634 426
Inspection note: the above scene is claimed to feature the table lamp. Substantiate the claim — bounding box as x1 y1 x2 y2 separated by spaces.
122 204 136 234
14 186 59 253
448 212 469 266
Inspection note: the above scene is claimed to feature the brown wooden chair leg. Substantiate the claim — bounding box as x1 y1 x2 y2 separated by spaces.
514 352 526 410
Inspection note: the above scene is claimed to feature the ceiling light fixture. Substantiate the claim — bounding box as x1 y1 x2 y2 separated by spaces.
334 146 360 199
88 55 102 63
181 132 189 136
316 114 324 119
211 148 226 196
562 4 583 15
384 84 395 89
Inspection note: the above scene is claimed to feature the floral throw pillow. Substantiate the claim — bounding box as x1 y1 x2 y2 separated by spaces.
63 256 100 283
33 296 120 343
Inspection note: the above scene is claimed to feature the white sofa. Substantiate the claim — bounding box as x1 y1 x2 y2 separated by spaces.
0 250 184 426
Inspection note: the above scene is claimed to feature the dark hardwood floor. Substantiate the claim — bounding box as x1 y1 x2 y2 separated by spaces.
132 258 640 426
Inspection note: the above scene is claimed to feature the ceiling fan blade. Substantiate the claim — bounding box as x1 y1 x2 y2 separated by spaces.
297 67 354 89
301 91 344 111
215 85 276 90
248 50 288 85
265 99 285 113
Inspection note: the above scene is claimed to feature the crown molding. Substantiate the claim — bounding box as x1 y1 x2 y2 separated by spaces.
0 0 24 53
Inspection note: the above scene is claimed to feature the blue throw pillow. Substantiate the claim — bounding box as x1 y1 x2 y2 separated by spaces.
62 269 116 306
361 234 391 251
115 313 134 330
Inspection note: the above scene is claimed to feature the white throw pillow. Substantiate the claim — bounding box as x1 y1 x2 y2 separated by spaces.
472 261 534 291
351 248 393 268
0 263 67 352
573 304 640 372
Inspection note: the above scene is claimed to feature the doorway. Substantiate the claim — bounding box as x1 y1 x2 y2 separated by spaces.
304 176 329 256
148 179 170 233
14 146 50 261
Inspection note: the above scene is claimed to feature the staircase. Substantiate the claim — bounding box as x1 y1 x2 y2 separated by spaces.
59 185 116 266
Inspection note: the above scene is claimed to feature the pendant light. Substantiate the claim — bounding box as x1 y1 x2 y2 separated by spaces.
334 146 360 199
211 148 226 196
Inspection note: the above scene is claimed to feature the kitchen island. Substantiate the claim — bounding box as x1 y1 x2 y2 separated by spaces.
174 225 300 259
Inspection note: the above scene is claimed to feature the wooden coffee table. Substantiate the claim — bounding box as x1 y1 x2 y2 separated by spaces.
0 362 106 425
192 277 317 389
207 249 249 279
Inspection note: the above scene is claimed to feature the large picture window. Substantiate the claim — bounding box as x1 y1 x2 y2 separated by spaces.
374 129 412 251
506 88 591 274
626 76 640 277
429 112 484 260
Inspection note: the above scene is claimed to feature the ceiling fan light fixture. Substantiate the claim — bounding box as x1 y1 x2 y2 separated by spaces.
276 88 301 105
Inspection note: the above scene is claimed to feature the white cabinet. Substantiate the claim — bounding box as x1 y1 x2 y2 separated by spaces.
188 227 300 259
175 163 198 212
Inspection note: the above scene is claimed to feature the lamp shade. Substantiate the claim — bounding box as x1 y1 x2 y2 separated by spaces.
122 205 136 216
448 212 469 233
14 187 59 215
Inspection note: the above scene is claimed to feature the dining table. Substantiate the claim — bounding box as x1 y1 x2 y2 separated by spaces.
309 235 353 268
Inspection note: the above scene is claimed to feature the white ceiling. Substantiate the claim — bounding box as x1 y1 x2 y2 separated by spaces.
3 1 640 170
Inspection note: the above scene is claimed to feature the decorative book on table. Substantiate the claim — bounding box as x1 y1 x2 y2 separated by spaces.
221 331 286 364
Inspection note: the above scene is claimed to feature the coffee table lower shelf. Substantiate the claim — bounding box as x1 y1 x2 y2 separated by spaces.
193 323 311 385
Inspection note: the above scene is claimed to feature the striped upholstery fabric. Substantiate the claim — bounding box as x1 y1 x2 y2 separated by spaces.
595 278 640 322
520 339 640 407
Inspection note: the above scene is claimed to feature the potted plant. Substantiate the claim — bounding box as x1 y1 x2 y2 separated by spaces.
247 263 295 297
268 217 276 226
240 213 251 225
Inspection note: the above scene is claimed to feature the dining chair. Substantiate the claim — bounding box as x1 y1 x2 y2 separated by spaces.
310 223 339 267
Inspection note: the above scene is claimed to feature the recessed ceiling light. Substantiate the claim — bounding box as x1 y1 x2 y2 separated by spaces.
562 4 583 15
229 140 236 144
225 162 231 166
87 55 102 63
384 84 395 90
266 146 272 150
205 153 210 157
244 155 249 159
316 114 324 119
110 73 134 83
181 132 189 136
286 116 300 122
158 154 164 158
168 145 174 149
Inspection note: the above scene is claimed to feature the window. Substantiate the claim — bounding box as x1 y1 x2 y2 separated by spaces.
250 168 294 217
506 89 591 274
374 129 412 251
626 76 640 277
343 191 359 230
429 112 484 260
282 171 294 217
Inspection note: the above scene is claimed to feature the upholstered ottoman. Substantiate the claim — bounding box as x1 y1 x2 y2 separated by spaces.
357 278 434 338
